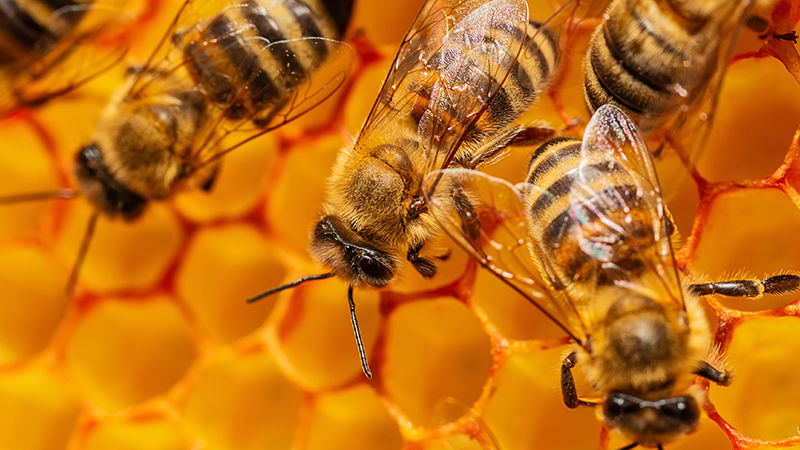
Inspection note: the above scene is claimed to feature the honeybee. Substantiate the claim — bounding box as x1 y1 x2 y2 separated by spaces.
246 0 584 378
0 0 132 115
1 0 355 291
423 104 800 448
583 0 790 165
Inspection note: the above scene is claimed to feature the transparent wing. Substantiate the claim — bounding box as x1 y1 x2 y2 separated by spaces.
561 104 684 310
1 0 131 114
423 168 589 344
356 0 530 176
122 0 354 175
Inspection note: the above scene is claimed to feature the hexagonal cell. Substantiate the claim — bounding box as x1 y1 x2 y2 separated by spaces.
266 135 341 253
0 367 80 450
83 416 185 450
0 121 60 240
692 189 800 311
174 133 277 222
697 57 800 182
0 244 68 365
65 295 196 412
175 223 285 343
483 348 600 450
305 385 402 450
383 297 491 428
274 277 380 389
182 351 302 450
711 317 800 441
55 200 184 294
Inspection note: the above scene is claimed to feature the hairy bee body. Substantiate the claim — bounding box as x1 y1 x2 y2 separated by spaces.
0 0 89 65
583 0 749 131
77 0 354 220
314 17 561 287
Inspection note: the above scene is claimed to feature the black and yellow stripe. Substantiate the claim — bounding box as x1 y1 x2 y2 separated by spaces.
583 0 728 131
181 0 354 123
0 0 89 63
525 137 657 287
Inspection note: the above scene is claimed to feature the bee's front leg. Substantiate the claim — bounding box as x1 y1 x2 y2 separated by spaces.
561 351 597 409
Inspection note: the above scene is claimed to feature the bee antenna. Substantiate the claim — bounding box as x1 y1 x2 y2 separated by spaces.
0 188 79 204
65 210 100 296
348 285 372 379
245 272 335 303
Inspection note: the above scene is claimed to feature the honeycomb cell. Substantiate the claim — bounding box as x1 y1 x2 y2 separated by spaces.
698 57 800 183
175 223 285 343
174 134 277 223
0 120 60 240
0 368 80 450
712 317 800 442
183 351 302 450
65 295 196 412
266 135 342 253
274 277 380 389
305 385 403 450
483 349 600 450
55 200 184 294
0 244 68 365
351 0 427 45
383 297 491 428
82 417 186 450
344 59 392 137
692 189 800 311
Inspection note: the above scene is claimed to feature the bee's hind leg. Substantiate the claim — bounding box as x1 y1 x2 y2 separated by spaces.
561 352 597 409
688 274 800 298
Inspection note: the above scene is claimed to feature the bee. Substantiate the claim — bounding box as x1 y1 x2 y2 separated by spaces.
1 0 356 291
245 0 584 378
0 0 132 115
423 104 800 448
582 0 787 164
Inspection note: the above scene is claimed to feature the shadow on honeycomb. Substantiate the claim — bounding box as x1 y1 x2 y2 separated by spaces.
1 0 800 449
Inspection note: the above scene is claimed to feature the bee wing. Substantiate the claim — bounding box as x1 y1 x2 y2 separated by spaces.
564 104 684 308
423 168 589 344
2 0 131 113
122 0 354 172
356 0 530 173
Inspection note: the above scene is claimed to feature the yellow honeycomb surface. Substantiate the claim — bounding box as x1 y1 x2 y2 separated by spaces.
0 0 799 449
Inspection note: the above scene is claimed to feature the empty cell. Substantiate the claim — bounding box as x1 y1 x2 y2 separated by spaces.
0 244 67 364
55 200 184 294
83 417 186 450
383 297 491 428
176 223 285 343
65 295 196 412
183 351 302 450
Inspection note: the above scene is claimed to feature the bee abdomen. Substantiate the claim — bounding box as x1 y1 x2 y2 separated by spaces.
583 0 718 130
0 0 87 62
181 0 353 122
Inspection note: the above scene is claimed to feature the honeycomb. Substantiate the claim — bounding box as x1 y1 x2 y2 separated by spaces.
1 0 800 449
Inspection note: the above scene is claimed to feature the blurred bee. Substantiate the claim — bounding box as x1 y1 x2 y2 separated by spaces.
1 0 355 291
583 0 789 165
246 0 583 378
423 105 800 448
0 0 131 115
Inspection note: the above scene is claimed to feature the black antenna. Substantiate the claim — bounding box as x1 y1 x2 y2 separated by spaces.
65 210 99 296
245 272 335 303
348 285 372 379
0 189 79 204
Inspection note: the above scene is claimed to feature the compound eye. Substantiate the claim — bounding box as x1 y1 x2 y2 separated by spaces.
359 254 386 278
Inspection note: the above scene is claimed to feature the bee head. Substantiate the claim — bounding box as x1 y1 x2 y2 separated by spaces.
602 391 700 447
309 215 397 287
74 143 146 221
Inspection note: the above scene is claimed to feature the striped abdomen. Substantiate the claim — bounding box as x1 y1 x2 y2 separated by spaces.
0 0 89 65
525 137 658 289
583 0 731 131
181 0 353 123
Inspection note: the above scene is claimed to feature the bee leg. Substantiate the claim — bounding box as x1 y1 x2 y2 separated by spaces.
200 165 220 192
407 243 437 278
505 126 557 147
688 274 800 298
450 187 481 242
561 351 597 409
694 360 732 386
